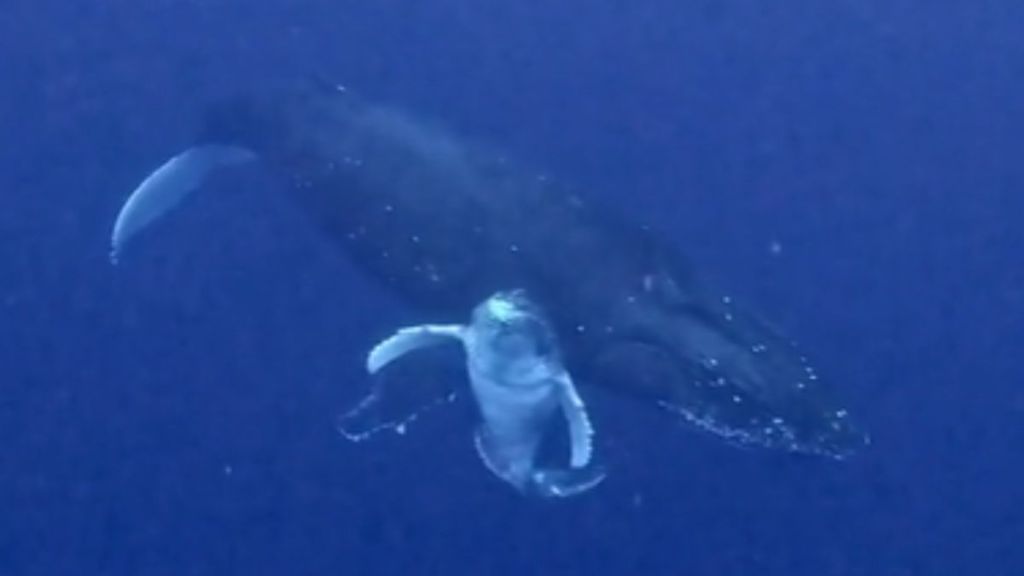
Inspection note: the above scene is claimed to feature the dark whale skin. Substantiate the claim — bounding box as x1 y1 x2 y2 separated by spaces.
200 85 867 458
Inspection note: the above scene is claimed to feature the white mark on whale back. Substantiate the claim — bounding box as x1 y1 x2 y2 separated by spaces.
110 145 255 263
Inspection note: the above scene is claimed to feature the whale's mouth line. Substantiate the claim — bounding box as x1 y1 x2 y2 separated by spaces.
655 399 864 460
588 325 866 460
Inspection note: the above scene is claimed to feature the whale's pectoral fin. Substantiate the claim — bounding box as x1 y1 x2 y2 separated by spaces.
530 466 607 498
556 373 596 469
366 324 465 373
342 324 465 442
337 373 459 442
340 342 464 443
110 145 256 264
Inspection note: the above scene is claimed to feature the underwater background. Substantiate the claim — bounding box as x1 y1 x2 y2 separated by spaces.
1 0 1021 574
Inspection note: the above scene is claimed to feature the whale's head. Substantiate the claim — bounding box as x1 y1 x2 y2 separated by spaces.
470 290 561 373
594 269 868 460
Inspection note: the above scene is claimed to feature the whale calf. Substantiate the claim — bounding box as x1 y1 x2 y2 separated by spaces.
366 289 605 497
111 82 868 459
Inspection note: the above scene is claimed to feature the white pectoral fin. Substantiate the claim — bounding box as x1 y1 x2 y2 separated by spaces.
366 324 465 374
528 376 605 498
110 145 256 263
557 373 596 469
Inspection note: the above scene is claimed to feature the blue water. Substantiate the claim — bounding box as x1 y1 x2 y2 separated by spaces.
2 1 1021 574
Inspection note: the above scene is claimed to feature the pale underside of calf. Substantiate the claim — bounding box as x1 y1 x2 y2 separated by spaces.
367 323 604 498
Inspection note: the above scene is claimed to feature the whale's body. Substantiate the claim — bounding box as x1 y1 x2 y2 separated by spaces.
112 84 867 458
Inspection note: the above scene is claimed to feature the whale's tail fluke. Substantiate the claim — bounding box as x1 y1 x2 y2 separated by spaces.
109 145 256 263
108 81 368 262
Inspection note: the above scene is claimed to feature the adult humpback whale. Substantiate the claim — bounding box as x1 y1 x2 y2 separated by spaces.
111 83 867 459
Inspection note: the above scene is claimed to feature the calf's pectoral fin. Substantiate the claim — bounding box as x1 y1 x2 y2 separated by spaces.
556 373 596 468
110 145 256 263
366 324 465 373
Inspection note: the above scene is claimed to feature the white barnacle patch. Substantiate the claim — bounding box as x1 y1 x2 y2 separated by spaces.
659 393 846 458
658 401 775 451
